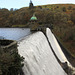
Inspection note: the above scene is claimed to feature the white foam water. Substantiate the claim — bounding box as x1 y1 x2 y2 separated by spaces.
46 28 75 74
18 31 66 75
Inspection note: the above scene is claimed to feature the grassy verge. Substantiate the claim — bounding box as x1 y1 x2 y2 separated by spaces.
12 25 27 28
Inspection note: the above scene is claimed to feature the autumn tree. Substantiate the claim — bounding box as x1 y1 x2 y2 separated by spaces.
70 10 75 24
0 8 10 27
68 6 72 10
62 7 66 12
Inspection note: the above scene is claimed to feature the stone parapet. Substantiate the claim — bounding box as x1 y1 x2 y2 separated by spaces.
0 39 17 53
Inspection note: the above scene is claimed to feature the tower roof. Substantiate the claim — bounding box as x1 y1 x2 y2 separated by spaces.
30 14 37 21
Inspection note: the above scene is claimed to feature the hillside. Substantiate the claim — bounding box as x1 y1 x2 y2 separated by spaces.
0 4 75 58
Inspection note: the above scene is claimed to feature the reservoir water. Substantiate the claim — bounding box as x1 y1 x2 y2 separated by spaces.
0 28 30 40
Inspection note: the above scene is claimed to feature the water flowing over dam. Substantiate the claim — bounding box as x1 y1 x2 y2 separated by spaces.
46 28 68 63
46 28 75 74
18 30 67 75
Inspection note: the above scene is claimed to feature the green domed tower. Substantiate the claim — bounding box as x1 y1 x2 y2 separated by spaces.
30 14 37 21
29 14 38 31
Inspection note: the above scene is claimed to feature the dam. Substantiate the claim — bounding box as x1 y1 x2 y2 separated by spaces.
18 28 69 75
1 28 74 75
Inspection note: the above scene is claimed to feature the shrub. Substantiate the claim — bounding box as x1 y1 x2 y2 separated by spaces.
62 7 66 12
0 49 24 75
68 6 72 10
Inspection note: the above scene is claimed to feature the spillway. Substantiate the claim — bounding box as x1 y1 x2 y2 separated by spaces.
46 28 75 74
46 28 67 63
18 31 67 75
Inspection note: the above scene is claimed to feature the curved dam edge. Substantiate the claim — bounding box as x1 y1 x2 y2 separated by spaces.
18 31 67 75
46 28 75 74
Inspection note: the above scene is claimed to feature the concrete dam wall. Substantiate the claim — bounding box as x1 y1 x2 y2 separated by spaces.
18 30 67 75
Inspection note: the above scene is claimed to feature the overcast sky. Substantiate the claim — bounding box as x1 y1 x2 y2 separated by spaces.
0 0 75 9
